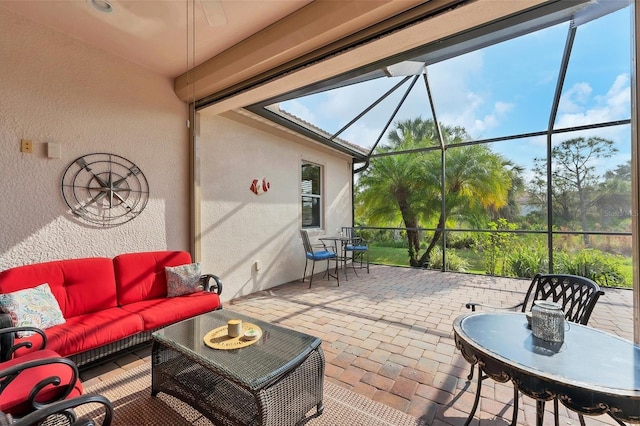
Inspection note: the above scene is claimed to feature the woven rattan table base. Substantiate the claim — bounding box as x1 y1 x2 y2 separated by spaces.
151 311 325 426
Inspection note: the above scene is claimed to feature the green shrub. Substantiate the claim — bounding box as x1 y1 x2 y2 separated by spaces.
429 247 469 272
508 243 548 278
447 232 477 249
554 249 626 287
476 218 517 276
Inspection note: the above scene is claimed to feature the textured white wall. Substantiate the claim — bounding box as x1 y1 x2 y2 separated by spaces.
0 8 190 269
0 7 355 300
199 115 353 301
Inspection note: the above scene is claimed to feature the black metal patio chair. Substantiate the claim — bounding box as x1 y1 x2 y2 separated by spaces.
465 273 604 426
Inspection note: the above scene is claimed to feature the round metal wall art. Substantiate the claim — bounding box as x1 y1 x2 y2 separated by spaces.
61 153 149 227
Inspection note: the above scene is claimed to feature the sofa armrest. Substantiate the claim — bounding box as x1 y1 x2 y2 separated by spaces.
0 314 47 361
201 274 223 295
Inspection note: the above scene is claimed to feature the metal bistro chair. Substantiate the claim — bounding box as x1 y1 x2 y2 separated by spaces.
341 227 369 276
300 230 339 288
465 273 604 426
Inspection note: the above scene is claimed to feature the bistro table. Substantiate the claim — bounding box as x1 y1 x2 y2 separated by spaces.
319 236 352 280
453 312 640 426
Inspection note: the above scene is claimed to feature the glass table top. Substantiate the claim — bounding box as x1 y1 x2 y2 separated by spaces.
153 309 321 390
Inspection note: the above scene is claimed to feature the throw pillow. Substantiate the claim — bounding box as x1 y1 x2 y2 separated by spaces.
166 263 203 297
0 283 66 337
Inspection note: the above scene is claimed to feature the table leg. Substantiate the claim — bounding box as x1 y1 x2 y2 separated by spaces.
465 365 484 426
341 241 349 281
511 386 519 426
608 413 627 426
536 400 546 426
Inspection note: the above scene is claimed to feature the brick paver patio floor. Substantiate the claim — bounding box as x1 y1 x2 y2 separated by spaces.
226 264 633 425
82 264 634 425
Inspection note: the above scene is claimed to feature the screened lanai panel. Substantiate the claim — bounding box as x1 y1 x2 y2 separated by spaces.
446 231 549 276
489 137 547 222
277 73 436 154
427 23 568 141
549 126 631 234
554 5 631 130
355 149 442 230
277 77 401 151
439 138 547 229
552 234 632 287
366 74 437 156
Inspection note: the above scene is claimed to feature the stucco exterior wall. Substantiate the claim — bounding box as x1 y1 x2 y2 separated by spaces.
0 8 190 269
199 114 353 301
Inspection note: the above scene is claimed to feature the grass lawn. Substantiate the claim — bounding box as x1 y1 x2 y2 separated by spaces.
368 245 410 267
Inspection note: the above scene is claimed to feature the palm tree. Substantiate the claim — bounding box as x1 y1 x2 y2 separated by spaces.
417 144 512 266
356 117 512 267
357 143 429 265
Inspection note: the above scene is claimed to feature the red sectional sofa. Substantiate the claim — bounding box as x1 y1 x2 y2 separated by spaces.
0 251 222 367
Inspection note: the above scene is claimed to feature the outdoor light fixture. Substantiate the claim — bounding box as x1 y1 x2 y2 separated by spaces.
87 0 113 13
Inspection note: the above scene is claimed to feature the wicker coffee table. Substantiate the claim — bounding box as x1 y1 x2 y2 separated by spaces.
151 310 325 426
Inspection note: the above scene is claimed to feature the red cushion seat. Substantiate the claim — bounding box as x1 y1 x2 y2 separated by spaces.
15 308 143 358
120 291 221 330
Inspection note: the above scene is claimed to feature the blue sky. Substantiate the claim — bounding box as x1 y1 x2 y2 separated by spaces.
280 6 631 180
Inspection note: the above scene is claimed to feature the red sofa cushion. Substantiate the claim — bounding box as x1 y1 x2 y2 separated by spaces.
113 251 193 306
15 308 143 358
0 349 83 416
0 258 117 318
120 292 221 330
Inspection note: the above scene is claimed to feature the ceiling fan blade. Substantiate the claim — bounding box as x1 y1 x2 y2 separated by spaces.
200 0 228 27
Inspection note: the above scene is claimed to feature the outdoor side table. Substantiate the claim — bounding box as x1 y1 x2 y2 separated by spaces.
151 310 325 426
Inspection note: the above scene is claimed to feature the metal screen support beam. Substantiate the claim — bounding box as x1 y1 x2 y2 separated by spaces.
422 70 447 271
632 2 639 344
189 103 201 262
331 76 412 140
367 75 420 156
545 23 576 273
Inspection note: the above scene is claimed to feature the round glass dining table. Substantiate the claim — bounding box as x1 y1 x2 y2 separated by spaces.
453 312 640 426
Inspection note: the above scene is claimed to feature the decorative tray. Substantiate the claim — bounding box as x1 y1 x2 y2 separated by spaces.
203 323 262 350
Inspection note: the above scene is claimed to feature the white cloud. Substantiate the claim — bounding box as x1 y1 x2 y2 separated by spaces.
427 52 517 138
555 74 630 129
341 123 382 151
495 101 514 115
558 82 592 113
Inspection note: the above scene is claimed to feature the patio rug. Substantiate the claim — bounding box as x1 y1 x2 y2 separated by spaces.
79 363 420 425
